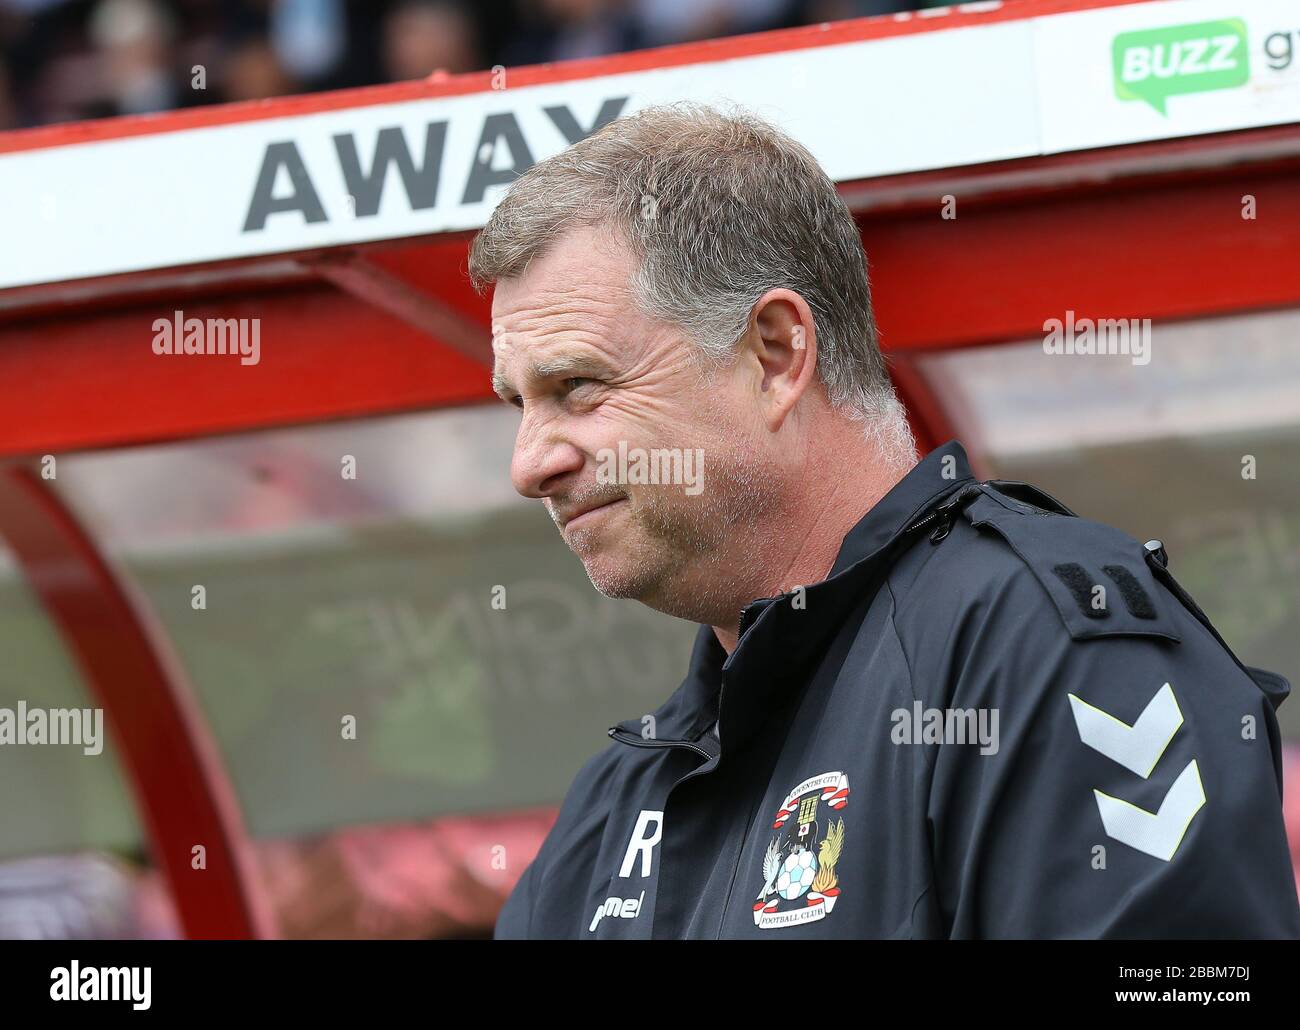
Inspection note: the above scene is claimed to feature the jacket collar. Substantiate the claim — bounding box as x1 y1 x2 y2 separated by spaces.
612 440 976 749
824 438 975 578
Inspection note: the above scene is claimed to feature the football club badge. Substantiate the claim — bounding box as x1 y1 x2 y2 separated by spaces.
754 770 849 928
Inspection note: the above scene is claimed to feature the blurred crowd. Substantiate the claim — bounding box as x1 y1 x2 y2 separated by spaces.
0 0 930 131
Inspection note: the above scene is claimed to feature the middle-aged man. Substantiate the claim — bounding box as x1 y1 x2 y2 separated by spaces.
471 103 1300 939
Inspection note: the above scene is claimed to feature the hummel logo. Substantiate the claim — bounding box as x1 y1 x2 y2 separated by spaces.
1068 681 1206 862
1068 682 1181 778
1092 759 1206 862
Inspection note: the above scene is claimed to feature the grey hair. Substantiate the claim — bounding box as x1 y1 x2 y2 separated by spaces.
469 102 916 467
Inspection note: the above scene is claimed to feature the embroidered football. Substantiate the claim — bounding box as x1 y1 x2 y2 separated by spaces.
775 848 818 900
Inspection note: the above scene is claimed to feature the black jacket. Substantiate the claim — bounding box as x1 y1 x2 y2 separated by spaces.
495 441 1300 938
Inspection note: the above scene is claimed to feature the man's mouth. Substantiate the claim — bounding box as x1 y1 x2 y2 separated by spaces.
562 497 628 532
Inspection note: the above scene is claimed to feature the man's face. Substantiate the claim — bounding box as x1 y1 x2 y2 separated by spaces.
490 226 781 621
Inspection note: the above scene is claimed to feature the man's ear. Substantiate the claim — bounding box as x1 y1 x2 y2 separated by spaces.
745 289 819 432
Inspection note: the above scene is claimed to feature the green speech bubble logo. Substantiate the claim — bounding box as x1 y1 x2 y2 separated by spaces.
1113 19 1249 116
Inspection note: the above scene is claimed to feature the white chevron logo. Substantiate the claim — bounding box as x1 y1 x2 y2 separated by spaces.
1091 760 1206 862
1068 682 1182 778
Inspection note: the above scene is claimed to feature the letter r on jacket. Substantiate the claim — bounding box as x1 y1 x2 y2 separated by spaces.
619 810 663 878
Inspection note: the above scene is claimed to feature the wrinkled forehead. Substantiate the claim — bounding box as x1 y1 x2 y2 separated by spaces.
490 283 634 380
489 224 635 319
488 227 655 386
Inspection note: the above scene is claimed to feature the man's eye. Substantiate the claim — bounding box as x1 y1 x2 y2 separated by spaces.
563 377 595 393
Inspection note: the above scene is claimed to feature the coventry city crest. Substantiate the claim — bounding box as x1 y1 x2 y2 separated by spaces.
754 770 849 928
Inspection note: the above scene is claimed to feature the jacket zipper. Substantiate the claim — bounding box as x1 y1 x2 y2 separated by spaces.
608 726 713 760
906 507 948 542
906 482 983 543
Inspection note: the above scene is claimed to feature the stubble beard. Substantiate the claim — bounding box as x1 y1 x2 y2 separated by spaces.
566 446 784 626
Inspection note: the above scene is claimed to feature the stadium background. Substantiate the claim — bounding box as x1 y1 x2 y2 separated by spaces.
0 0 1298 938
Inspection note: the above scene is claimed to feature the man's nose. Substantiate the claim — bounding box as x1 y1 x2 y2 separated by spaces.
510 413 585 499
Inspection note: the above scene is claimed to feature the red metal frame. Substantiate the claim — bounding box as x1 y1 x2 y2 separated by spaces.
0 466 276 939
4 134 1297 460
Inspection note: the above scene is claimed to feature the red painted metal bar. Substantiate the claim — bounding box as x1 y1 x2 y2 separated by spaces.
864 160 1300 353
0 464 277 939
6 124 1297 323
305 253 493 365
0 279 494 459
3 155 1297 459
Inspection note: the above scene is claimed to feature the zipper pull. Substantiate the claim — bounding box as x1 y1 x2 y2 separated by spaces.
929 513 953 544
928 482 983 544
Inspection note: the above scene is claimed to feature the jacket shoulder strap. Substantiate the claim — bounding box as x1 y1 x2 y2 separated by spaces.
960 481 1182 642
